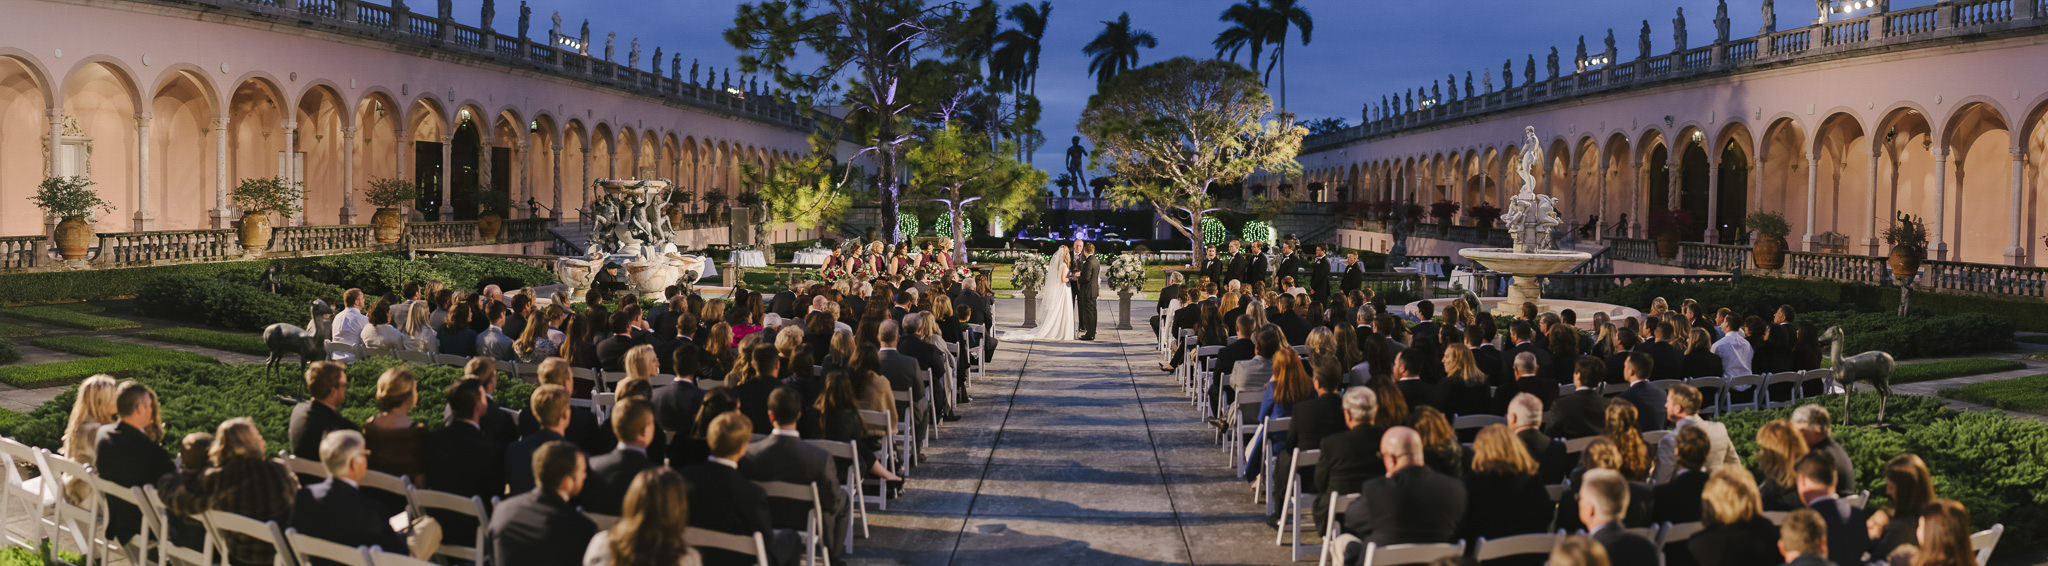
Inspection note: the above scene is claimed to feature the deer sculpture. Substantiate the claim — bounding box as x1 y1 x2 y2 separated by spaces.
1818 325 1896 425
263 299 335 377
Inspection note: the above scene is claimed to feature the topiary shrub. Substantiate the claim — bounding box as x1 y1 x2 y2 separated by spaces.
1801 310 2013 359
136 275 305 331
0 337 17 365
292 254 453 296
1598 278 1846 318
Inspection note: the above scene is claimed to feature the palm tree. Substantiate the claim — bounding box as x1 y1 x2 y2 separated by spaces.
1212 0 1268 68
1083 12 1157 86
1263 0 1313 111
995 2 1050 95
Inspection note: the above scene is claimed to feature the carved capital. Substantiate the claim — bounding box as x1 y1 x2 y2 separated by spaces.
439 134 455 144
212 117 230 130
341 126 359 138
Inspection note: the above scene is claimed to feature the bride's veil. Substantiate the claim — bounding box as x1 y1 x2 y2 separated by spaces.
1049 246 1069 286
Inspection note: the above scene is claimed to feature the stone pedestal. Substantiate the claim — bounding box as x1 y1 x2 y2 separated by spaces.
1116 290 1133 330
1022 288 1039 328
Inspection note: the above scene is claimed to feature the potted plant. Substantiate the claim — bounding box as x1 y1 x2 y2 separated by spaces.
1744 211 1792 270
665 189 693 228
1429 200 1461 228
1398 202 1425 225
30 175 113 260
230 176 304 250
1469 202 1503 230
702 189 728 224
1884 212 1928 281
1648 208 1693 259
363 177 419 244
474 187 513 241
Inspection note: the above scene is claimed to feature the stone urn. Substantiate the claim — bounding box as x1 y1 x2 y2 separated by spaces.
1115 289 1134 330
1752 234 1787 270
1888 247 1923 281
478 212 504 241
1654 233 1680 259
1021 288 1039 328
371 208 405 244
238 212 273 250
53 216 92 260
664 203 686 229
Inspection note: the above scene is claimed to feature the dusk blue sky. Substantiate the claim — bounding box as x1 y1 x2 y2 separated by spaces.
500 0 1933 172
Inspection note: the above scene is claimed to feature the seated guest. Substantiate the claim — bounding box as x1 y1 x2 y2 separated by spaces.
1792 405 1858 495
289 361 357 461
1391 349 1440 412
425 378 502 549
513 307 560 364
1681 328 1724 378
732 344 784 434
1615 352 1667 431
1502 351 1558 412
361 300 407 350
477 303 517 361
362 367 427 483
581 399 658 516
598 307 647 371
1581 468 1658 566
1507 393 1569 484
403 302 439 353
654 347 708 458
1905 499 1977 566
1603 403 1654 482
518 358 613 454
488 441 597 566
582 468 702 566
155 432 213 552
1285 360 1347 458
203 418 301 566
1689 467 1782 566
1460 424 1554 541
1337 427 1464 563
815 369 905 487
1754 419 1810 511
1229 322 1280 403
742 388 847 562
1409 406 1464 477
1651 426 1712 525
292 430 409 559
332 289 369 347
680 413 777 566
1654 383 1740 483
1865 454 1936 560
1548 536 1613 566
438 303 479 357
1713 313 1752 378
505 384 574 495
96 381 176 547
1797 452 1870 566
1544 356 1608 440
1779 509 1832 566
1438 343 1492 417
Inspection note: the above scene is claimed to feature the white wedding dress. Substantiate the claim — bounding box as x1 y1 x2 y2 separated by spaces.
1008 249 1078 342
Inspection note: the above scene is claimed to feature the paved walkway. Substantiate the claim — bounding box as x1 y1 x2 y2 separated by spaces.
848 298 1292 566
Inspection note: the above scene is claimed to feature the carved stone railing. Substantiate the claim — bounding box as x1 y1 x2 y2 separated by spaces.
1787 251 1889 285
415 250 557 270
271 224 376 254
1536 273 1739 301
503 218 553 243
1607 237 1659 264
1566 245 1613 275
1305 3 2048 152
1921 259 2048 298
0 236 47 270
405 221 481 248
92 230 239 266
141 0 816 131
1680 242 1752 272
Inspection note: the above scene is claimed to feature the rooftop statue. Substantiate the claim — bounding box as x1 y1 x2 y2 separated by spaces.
1639 20 1652 59
1674 7 1689 53
1762 0 1777 33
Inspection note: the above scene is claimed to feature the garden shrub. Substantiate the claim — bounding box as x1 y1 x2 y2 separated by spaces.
0 305 140 331
1801 310 2013 359
1599 278 1847 319
0 337 16 365
291 254 454 297
0 337 218 389
0 260 267 306
136 274 306 331
137 327 270 356
1942 373 2048 415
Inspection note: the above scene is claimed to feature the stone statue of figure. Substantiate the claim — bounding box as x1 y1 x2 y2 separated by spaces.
1876 0 1890 12
1464 71 1474 98
689 59 699 85
549 11 561 42
1547 47 1559 78
604 33 615 62
1576 36 1589 69
1378 96 1387 117
1430 81 1440 103
652 48 662 74
1673 8 1688 53
437 0 451 21
628 38 641 68
481 0 495 31
1482 73 1493 94
1715 0 1731 43
1500 126 1562 253
1815 0 1829 23
1446 74 1457 100
517 1 530 40
722 69 732 90
671 55 680 80
749 76 759 93
1605 28 1618 58
579 20 590 54
1064 136 1088 188
1404 90 1414 112
1524 54 1535 84
1761 0 1777 33
1501 59 1513 89
1639 20 1652 59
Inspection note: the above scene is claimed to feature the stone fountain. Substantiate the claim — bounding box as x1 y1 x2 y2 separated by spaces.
1457 127 1592 317
556 179 712 300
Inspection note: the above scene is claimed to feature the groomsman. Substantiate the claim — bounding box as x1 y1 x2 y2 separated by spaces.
1248 241 1271 285
1275 242 1301 288
1203 246 1228 287
1226 241 1250 285
1340 251 1366 292
1310 245 1333 301
1071 240 1101 341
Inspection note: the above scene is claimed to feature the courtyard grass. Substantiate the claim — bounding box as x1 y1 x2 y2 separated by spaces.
137 327 270 356
0 305 140 331
1940 373 2048 415
0 321 37 337
0 336 217 388
1890 357 2028 384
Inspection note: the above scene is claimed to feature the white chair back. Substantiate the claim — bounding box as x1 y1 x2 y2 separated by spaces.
1473 532 1561 561
1563 436 1600 454
1661 521 1705 546
276 455 329 479
584 512 619 531
407 486 488 562
366 549 439 566
201 510 292 566
756 480 827 566
395 350 433 365
1450 414 1505 432
689 529 770 566
358 470 416 516
143 484 215 566
1640 430 1671 446
434 353 469 367
1972 523 2005 564
39 452 103 556
286 528 374 566
808 439 869 553
1363 541 1465 565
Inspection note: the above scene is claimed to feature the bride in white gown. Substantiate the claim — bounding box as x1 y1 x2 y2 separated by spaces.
1007 245 1078 342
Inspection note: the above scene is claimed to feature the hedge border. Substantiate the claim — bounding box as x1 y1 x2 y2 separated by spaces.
136 327 270 356
1941 373 2048 415
0 306 141 331
0 336 218 389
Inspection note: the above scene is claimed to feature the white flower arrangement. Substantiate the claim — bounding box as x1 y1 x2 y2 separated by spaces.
1106 252 1147 294
1011 253 1049 293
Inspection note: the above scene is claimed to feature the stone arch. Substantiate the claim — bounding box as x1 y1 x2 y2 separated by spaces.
1601 133 1635 236
1872 106 1936 255
1568 136 1602 228
1812 112 1872 251
352 90 402 193
60 58 141 228
490 109 523 199
562 119 589 219
295 84 348 225
1758 117 1809 240
1713 122 1758 242
590 122 615 180
1942 101 2013 264
526 113 560 217
616 125 638 178
1672 125 1713 241
661 133 679 180
0 53 53 234
637 128 658 179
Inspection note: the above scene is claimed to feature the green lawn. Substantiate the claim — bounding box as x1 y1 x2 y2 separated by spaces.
137 327 270 356
1941 373 2048 415
0 305 140 331
0 321 37 337
1891 357 2027 384
0 336 218 388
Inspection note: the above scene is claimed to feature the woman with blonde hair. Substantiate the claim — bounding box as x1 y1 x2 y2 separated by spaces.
584 468 702 566
623 344 661 385
1649 296 1670 318
60 375 120 502
1602 403 1652 481
1753 419 1810 510
403 302 439 353
1461 424 1553 539
363 366 427 482
1305 326 1340 362
1909 499 1978 566
203 417 299 566
1688 467 1781 565
725 331 768 384
1438 343 1492 416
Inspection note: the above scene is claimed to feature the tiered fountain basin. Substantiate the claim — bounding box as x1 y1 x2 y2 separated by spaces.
1450 247 1640 323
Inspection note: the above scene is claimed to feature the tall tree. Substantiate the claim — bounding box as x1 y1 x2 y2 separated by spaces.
905 124 1046 263
1212 0 1267 68
1262 0 1313 111
993 1 1051 163
1078 57 1305 263
1083 12 1156 86
743 131 857 248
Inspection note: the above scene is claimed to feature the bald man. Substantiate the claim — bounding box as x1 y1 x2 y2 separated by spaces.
1338 426 1467 562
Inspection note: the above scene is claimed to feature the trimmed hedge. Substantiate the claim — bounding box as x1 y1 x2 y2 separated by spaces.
1599 278 1847 319
0 260 271 306
0 336 218 388
1722 394 2048 559
1598 279 2013 360
0 356 535 454
137 327 270 356
1801 310 2013 359
294 253 554 297
1942 373 2048 415
1752 276 2048 333
0 306 141 331
136 274 307 332
0 337 16 365
1890 358 2026 384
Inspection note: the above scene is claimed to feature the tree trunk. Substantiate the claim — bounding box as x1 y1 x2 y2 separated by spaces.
1185 209 1204 267
952 201 968 265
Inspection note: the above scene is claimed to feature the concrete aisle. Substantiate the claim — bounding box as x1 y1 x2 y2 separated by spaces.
849 298 1295 566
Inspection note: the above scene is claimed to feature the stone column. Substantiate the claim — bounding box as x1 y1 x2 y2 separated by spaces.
1596 152 1609 241
395 128 410 180
341 127 358 224
1932 147 1950 260
134 113 155 231
1705 151 1720 243
480 135 495 197
1752 157 1766 221
283 121 302 226
438 134 454 220
45 108 61 178
1666 150 1681 210
551 143 564 219
1803 153 1819 251
212 117 232 228
579 142 592 217
2006 148 2029 265
517 141 530 218
1867 145 1883 255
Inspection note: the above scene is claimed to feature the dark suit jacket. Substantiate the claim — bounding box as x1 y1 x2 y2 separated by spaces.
898 334 946 375
1249 254 1269 284
1811 496 1872 566
681 461 775 564
1543 388 1607 439
1460 471 1553 539
1284 393 1345 453
1276 256 1302 285
952 290 992 326
517 405 612 456
425 420 503 500
1470 344 1506 387
1592 524 1661 566
95 421 174 542
1315 425 1386 503
1517 427 1571 484
486 490 597 566
1634 341 1684 382
1501 342 1553 387
1342 465 1466 545
289 401 359 460
1340 263 1365 291
482 397 521 449
1274 313 1312 347
732 377 781 435
502 429 565 496
1615 381 1669 431
1155 284 1182 313
1688 517 1782 566
579 447 655 515
653 379 706 442
1309 256 1332 295
1076 254 1100 299
1204 257 1228 285
1396 378 1443 412
596 334 643 372
741 433 844 534
293 479 408 555
1227 253 1250 283
663 335 705 376
1652 469 1708 524
770 291 798 319
877 349 925 404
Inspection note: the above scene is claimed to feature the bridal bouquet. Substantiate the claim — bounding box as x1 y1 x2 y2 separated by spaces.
820 266 847 283
1106 253 1147 294
1011 254 1049 293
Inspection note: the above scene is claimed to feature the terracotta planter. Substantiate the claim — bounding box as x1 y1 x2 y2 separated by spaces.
238 212 273 250
664 204 685 228
371 207 405 244
1752 235 1787 270
53 216 92 260
1888 247 1923 281
1655 233 1681 259
478 212 503 241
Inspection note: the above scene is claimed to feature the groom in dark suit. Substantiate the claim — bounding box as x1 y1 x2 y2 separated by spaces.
1073 240 1101 340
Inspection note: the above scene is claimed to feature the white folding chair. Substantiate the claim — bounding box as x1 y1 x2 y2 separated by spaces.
1451 414 1505 437
1640 430 1671 447
365 549 438 566
143 485 214 566
357 470 417 518
1318 493 1361 566
407 486 488 563
688 529 770 566
699 379 728 391
433 354 469 367
1661 521 1705 558
1686 376 1727 416
1802 368 1835 395
1275 448 1322 562
1361 541 1465 565
1599 383 1630 397
1563 436 1600 454
0 437 53 549
856 410 899 495
807 439 870 552
1841 490 1870 509
361 346 397 360
1725 374 1764 412
649 373 677 388
275 454 328 480
286 528 373 566
200 510 292 566
87 471 156 565
1763 372 1803 409
1762 510 1791 524
593 392 617 422
583 512 619 531
889 391 919 474
756 480 828 566
394 350 433 365
1473 531 1561 563
915 368 939 442
1972 523 2005 564
39 452 103 561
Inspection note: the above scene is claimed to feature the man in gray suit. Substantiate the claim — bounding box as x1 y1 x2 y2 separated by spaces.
876 320 925 438
1073 240 1101 340
476 303 517 361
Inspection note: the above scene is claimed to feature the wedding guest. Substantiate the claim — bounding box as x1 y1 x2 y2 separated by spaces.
362 367 427 483
582 468 701 566
203 418 300 566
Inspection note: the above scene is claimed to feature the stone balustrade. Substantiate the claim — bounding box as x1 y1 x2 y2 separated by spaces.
1680 242 1753 273
405 221 483 248
1607 237 1659 264
0 219 556 273
0 236 48 270
1536 273 1741 301
272 225 376 254
93 229 239 267
1787 251 1890 285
